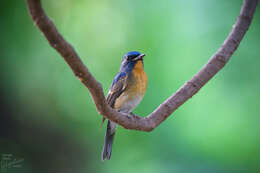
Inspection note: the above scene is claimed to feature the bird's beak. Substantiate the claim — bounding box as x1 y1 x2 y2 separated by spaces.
134 54 146 61
140 54 146 58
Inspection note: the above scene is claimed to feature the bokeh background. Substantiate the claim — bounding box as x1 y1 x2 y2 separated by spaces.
1 0 260 173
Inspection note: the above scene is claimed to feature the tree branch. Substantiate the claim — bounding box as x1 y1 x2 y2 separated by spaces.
26 0 258 132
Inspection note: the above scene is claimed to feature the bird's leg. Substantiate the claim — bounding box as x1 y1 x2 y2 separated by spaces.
129 112 135 116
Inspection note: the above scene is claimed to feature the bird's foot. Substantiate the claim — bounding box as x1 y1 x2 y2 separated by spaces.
129 112 135 116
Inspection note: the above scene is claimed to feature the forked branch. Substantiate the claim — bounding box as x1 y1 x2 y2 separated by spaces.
26 0 258 131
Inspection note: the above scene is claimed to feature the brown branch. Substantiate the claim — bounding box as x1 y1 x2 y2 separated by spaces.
26 0 258 131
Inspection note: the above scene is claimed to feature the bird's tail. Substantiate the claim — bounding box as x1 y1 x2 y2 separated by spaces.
102 120 116 161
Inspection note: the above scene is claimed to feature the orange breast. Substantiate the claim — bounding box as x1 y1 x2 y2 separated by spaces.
130 60 148 96
114 60 148 111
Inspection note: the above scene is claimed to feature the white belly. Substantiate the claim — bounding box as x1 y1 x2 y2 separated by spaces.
116 94 143 113
110 94 143 133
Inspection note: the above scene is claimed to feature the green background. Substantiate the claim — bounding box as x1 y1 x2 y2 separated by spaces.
1 0 260 173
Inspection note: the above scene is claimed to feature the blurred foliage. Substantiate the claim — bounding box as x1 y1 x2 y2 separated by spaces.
1 0 260 173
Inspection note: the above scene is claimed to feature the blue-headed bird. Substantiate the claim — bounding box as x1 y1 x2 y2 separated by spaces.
102 51 148 161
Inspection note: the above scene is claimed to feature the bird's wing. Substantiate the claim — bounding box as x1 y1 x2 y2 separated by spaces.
107 72 128 106
101 72 128 126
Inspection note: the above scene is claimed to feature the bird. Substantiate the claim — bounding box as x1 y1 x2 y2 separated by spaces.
102 51 148 161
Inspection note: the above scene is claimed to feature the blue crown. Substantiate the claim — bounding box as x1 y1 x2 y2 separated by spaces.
125 51 141 58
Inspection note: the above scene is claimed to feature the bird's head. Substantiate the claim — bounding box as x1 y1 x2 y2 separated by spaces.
120 51 146 71
123 51 145 62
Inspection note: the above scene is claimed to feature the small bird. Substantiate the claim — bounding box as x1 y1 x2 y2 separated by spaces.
102 51 148 161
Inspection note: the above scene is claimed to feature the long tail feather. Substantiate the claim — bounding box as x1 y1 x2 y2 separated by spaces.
102 120 116 161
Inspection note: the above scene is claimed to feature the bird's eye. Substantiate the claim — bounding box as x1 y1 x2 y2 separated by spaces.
129 55 136 61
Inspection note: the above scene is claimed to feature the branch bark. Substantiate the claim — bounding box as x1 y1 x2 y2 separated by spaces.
26 0 258 131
